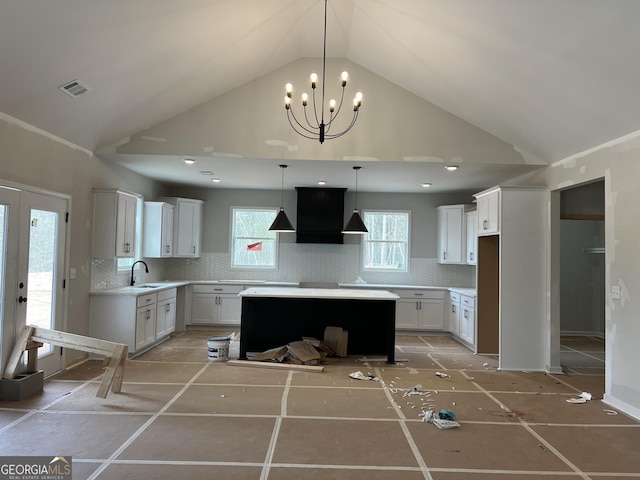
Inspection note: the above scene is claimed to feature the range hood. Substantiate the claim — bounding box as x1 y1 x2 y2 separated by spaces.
295 187 346 244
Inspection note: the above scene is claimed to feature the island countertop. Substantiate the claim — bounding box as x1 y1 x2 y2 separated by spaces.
238 287 399 300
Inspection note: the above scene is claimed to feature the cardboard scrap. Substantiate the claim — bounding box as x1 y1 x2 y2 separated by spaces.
254 346 289 362
324 326 348 357
288 341 322 364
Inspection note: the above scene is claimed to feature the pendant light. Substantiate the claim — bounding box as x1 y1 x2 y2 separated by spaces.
342 166 368 234
269 164 295 232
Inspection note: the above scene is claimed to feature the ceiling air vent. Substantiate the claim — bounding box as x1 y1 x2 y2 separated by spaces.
58 79 91 98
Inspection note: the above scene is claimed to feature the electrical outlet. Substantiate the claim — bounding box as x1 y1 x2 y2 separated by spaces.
611 285 621 299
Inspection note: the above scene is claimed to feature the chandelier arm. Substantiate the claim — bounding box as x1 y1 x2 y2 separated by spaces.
303 102 319 130
324 110 336 134
320 0 328 128
310 88 321 128
325 86 347 129
324 110 359 139
287 114 323 140
288 108 320 137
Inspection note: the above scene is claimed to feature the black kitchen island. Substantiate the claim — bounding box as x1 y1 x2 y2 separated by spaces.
238 287 399 363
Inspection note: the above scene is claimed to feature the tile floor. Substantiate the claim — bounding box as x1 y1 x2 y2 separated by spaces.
1 332 638 480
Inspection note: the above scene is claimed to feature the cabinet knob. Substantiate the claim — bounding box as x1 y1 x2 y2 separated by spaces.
483 220 488 229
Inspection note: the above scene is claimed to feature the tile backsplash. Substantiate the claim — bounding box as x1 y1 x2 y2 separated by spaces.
92 244 475 290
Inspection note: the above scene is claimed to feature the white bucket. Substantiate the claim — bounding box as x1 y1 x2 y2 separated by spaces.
207 337 230 361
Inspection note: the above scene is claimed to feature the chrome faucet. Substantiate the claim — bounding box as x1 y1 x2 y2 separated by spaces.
130 260 149 286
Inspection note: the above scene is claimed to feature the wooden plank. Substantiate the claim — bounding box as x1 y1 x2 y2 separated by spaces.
3 326 34 379
97 344 127 398
31 327 120 357
3 326 128 398
227 359 324 373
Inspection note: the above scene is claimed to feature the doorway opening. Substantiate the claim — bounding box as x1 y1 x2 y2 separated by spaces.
558 180 605 374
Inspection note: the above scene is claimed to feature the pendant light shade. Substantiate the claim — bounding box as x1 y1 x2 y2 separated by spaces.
342 166 368 234
269 165 295 232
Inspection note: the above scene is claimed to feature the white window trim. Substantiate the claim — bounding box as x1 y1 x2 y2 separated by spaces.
229 206 279 271
362 209 411 273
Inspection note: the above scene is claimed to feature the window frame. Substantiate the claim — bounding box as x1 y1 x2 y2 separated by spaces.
229 206 279 270
361 209 411 273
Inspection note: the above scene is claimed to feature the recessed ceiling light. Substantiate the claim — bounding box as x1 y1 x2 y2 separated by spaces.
317 180 327 185
444 165 459 171
421 182 432 188
211 178 221 183
183 158 196 165
200 170 214 175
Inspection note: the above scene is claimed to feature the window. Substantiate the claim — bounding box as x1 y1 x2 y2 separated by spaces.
117 195 143 274
362 210 410 272
231 207 278 269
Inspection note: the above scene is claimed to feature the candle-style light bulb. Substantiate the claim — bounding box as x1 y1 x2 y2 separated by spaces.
285 83 293 97
341 71 349 86
301 93 308 107
310 73 318 88
329 99 336 112
284 96 291 109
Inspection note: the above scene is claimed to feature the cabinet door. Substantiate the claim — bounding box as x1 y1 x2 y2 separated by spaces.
136 306 156 350
191 293 217 324
175 201 201 257
217 295 242 325
460 306 475 345
438 206 465 264
419 299 445 329
116 192 137 257
466 211 478 265
156 298 176 337
161 204 174 256
477 191 500 235
448 300 460 335
395 299 421 329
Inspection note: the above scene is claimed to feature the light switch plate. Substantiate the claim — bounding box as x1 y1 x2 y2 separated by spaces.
611 285 621 299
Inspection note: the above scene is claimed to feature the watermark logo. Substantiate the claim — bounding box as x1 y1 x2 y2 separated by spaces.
0 456 72 480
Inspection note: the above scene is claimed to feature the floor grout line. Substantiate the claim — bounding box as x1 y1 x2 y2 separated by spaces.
86 361 211 480
375 366 434 480
259 370 293 480
458 369 593 480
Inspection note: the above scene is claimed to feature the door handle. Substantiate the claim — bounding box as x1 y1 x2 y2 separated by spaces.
18 296 28 303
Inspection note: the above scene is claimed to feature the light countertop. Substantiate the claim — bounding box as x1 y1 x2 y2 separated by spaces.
239 287 399 300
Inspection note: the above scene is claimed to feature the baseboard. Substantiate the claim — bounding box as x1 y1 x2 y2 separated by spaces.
603 393 640 422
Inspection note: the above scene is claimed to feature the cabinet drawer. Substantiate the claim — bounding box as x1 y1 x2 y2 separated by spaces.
192 284 243 295
449 292 460 304
137 292 157 308
461 295 475 308
391 289 445 299
157 287 177 301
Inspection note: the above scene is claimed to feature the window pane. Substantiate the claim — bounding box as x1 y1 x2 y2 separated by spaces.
231 208 278 269
363 211 409 272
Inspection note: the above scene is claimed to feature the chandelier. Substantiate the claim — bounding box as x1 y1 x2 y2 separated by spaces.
284 0 363 143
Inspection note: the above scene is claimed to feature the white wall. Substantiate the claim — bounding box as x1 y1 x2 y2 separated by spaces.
521 133 640 419
0 114 162 365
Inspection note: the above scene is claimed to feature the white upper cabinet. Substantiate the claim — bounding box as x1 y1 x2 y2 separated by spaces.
143 201 174 258
466 210 478 265
475 187 501 235
159 197 203 257
437 204 473 264
92 189 139 258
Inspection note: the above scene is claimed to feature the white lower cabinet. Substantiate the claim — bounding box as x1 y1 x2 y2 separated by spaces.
448 292 461 336
189 284 243 325
135 301 156 351
459 294 476 346
90 287 177 356
392 289 445 330
156 288 177 338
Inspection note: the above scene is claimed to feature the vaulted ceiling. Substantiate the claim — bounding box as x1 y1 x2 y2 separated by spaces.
1 0 638 191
